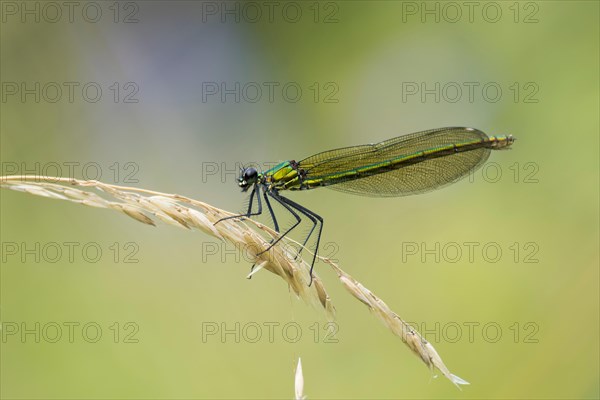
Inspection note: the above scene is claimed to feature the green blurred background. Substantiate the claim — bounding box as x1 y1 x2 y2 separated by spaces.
1 1 598 399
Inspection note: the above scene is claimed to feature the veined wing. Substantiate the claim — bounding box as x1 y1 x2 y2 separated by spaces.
297 127 492 197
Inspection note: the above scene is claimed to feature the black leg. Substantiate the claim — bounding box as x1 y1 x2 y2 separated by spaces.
214 185 322 287
248 186 281 280
214 185 263 279
294 209 317 259
274 195 323 286
214 185 262 225
247 186 256 215
263 187 280 233
258 189 302 254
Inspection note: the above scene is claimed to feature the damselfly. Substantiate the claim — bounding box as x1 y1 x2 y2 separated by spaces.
216 127 514 284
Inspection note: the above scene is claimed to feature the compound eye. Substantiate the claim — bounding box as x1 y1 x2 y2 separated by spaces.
243 167 258 181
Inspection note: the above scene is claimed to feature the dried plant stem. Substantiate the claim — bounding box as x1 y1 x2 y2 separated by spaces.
1 175 468 387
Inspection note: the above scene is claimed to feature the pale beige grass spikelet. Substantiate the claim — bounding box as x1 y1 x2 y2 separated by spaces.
294 357 305 400
1 175 469 388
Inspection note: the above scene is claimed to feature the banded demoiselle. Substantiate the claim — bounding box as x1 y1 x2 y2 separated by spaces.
216 127 515 284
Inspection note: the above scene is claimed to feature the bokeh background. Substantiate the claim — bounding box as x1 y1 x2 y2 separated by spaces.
1 1 598 399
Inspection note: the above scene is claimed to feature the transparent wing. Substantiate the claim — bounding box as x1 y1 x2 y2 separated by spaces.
298 127 491 197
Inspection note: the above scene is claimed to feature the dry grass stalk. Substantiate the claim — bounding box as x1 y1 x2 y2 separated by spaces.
1 175 468 388
326 260 469 388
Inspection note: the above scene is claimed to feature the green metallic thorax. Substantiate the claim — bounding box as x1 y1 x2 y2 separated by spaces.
263 161 300 190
